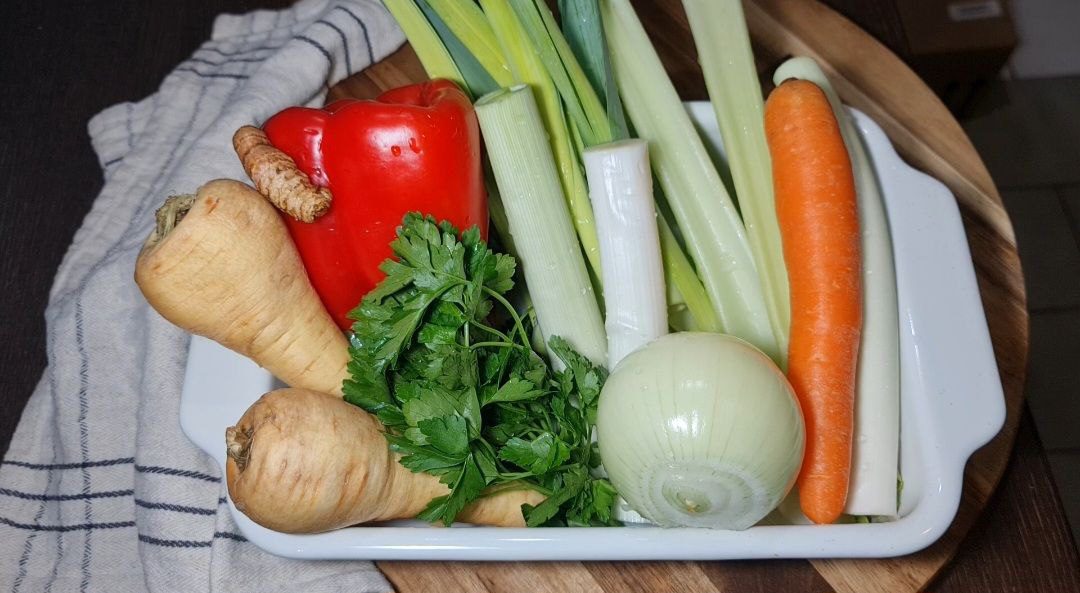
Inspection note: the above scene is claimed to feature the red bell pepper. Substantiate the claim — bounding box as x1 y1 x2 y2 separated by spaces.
262 79 488 330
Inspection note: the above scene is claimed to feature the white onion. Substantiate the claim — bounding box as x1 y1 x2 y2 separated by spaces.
597 332 804 529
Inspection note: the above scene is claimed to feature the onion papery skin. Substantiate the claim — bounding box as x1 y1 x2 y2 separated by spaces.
597 332 805 529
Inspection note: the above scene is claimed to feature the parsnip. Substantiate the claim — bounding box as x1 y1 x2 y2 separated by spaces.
226 388 545 531
134 179 349 396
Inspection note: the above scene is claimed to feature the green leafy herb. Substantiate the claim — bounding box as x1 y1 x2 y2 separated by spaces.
344 213 618 527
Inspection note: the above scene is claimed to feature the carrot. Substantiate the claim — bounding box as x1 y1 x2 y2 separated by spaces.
764 79 862 525
134 179 349 396
226 388 546 532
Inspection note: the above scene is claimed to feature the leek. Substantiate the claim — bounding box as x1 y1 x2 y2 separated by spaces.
773 57 900 517
558 0 629 142
508 0 610 147
416 0 501 97
381 0 466 92
583 139 665 366
479 0 603 283
556 0 711 333
422 0 513 88
682 0 790 362
584 139 669 525
387 0 715 333
475 85 607 367
601 0 779 362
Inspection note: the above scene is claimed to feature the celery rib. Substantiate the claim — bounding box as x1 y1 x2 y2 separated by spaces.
682 0 790 363
658 212 720 333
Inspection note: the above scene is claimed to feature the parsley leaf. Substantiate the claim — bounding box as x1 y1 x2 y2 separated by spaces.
344 213 618 527
498 433 571 474
484 377 544 404
417 415 470 456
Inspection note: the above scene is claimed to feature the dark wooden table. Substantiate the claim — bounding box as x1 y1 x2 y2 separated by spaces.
1 1 1077 591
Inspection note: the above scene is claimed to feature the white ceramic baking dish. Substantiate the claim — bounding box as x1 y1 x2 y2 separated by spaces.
179 105 1005 560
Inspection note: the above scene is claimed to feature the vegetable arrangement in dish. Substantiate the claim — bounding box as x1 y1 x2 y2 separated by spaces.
135 0 902 533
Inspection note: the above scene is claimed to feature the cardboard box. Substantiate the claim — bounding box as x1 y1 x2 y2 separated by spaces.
821 0 1017 113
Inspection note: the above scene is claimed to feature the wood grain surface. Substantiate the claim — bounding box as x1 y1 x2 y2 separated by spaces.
328 2 1075 592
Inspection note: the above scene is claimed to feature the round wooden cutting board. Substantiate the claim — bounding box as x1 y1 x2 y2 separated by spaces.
328 1 1028 591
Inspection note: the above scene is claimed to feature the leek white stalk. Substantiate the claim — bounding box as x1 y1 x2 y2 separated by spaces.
475 85 608 367
583 139 666 367
682 0 791 362
597 333 804 529
773 57 900 517
601 0 780 363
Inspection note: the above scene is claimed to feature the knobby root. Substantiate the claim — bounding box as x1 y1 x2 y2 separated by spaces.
233 125 332 223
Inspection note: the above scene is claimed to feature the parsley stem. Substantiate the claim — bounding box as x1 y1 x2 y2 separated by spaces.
469 341 525 351
483 286 531 347
482 479 553 498
496 472 533 480
470 320 513 343
477 438 500 466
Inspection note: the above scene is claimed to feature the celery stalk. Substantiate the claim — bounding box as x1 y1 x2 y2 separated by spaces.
475 85 608 367
658 211 720 333
480 0 603 282
601 0 779 362
773 57 900 517
381 0 467 92
682 0 791 363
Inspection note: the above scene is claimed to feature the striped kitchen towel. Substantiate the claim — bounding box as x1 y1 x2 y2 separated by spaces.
0 1 404 591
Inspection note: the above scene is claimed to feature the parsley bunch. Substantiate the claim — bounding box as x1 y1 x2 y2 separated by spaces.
344 213 618 527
